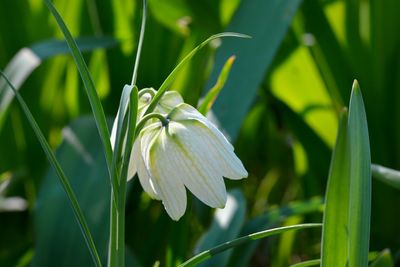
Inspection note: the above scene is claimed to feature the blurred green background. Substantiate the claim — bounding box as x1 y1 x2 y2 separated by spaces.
0 0 399 266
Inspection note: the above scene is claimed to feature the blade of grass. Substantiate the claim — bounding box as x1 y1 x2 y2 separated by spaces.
144 32 250 115
371 164 400 190
0 71 102 267
179 223 321 267
289 259 321 267
348 80 371 267
197 55 236 115
131 0 146 86
321 109 350 267
44 0 113 177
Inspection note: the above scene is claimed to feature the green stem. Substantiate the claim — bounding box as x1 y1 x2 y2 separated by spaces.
108 195 119 267
135 113 168 137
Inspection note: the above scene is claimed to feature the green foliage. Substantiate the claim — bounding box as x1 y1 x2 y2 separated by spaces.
1 0 400 266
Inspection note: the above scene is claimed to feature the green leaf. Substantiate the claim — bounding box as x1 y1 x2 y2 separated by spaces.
289 259 321 267
205 0 302 140
0 72 102 267
370 249 394 267
179 224 321 267
347 80 371 267
371 164 400 190
194 190 246 267
321 109 350 267
32 117 110 267
145 32 250 115
44 0 113 174
198 55 235 115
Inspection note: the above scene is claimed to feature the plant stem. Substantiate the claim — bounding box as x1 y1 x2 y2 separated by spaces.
108 195 119 267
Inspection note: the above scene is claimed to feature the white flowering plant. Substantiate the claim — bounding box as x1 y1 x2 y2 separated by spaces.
1 0 389 266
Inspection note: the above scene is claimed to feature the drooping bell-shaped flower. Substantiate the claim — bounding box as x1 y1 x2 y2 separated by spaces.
131 103 248 220
110 88 183 149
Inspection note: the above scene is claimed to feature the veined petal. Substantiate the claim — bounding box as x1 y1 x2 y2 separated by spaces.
148 128 187 220
169 103 248 179
155 91 184 114
162 122 227 208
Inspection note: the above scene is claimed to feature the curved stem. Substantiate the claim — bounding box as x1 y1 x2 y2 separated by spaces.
135 113 169 137
138 88 155 98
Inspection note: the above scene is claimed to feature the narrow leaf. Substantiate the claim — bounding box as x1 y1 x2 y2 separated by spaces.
371 164 400 190
0 71 102 267
44 0 113 172
198 55 236 115
321 109 350 267
145 32 250 115
347 80 371 267
179 223 321 267
289 259 321 267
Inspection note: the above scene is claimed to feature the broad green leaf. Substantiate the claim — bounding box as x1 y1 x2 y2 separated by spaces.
371 164 400 190
180 224 321 267
347 80 371 267
289 259 321 267
198 55 235 115
228 198 323 267
205 0 302 140
32 117 109 267
370 249 394 267
0 72 102 267
270 46 338 147
194 190 246 267
321 109 349 267
44 0 113 177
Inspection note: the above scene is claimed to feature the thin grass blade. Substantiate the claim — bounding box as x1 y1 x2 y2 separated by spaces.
198 55 236 115
145 32 250 115
289 259 321 267
321 109 350 267
347 80 371 267
131 0 146 86
179 223 321 267
44 0 112 171
0 71 102 267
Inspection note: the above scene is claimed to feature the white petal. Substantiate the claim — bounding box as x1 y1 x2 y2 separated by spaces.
169 104 248 179
130 138 159 199
155 91 184 114
146 127 188 220
161 122 227 208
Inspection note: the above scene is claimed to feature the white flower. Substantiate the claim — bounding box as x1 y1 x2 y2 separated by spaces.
130 103 248 220
110 88 183 149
